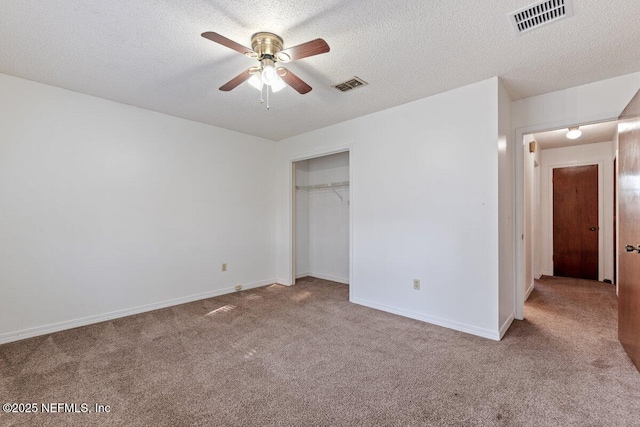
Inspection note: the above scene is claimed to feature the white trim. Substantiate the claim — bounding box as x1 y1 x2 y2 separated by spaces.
0 279 275 345
291 163 297 285
305 273 349 285
289 146 352 164
351 297 501 341
525 281 535 300
614 144 619 294
276 281 293 287
514 128 526 320
499 313 515 339
295 272 310 279
348 147 354 303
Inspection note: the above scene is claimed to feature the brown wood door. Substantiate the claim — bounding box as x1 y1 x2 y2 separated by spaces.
618 90 640 372
553 165 599 280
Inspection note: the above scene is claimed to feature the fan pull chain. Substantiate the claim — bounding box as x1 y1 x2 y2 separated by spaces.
266 86 270 110
259 85 264 104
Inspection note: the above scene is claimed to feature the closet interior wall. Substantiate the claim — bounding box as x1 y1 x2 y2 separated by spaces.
295 152 350 284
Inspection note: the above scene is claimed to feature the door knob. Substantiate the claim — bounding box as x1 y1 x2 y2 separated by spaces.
589 227 597 231
626 244 640 253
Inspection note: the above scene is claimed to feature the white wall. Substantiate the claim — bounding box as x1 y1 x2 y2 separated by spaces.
512 72 640 131
498 80 515 337
0 73 278 343
276 78 505 340
5 69 637 344
534 153 542 280
523 134 541 297
307 152 350 283
539 141 615 282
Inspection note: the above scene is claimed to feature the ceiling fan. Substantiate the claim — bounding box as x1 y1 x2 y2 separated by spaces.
201 31 330 95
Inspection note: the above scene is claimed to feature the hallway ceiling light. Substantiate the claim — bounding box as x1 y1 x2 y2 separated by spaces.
566 127 582 139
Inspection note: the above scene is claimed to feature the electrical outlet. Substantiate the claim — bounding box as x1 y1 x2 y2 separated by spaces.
413 279 420 290
235 284 242 292
222 263 227 272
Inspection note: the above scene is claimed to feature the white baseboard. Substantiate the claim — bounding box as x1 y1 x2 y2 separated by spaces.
351 297 500 341
525 281 535 300
0 279 275 345
275 279 293 286
307 272 349 285
499 313 515 339
295 272 310 279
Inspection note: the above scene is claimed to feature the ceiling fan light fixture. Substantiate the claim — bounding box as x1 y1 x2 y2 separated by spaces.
566 127 582 139
270 76 286 92
248 72 263 91
248 70 285 93
261 60 278 86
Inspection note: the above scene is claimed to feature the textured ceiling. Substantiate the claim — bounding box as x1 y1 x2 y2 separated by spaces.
1 0 639 141
533 121 618 150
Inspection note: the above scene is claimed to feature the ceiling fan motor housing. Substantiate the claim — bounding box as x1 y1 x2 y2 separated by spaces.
251 32 284 59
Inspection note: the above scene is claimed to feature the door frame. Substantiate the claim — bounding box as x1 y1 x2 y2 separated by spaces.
288 146 353 299
548 161 604 280
514 114 618 320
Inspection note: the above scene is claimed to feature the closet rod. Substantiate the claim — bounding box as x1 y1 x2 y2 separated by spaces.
296 181 349 191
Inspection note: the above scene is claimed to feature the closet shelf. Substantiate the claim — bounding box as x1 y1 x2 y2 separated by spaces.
296 181 349 191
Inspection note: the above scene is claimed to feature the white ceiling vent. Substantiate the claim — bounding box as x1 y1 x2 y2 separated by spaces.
332 77 368 92
509 0 574 35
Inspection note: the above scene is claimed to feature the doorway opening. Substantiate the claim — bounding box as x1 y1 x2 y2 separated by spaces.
515 89 640 372
520 121 618 303
292 151 350 287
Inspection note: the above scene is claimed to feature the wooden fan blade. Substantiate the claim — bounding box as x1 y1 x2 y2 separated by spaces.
219 68 253 91
279 68 312 94
201 32 255 56
278 39 329 61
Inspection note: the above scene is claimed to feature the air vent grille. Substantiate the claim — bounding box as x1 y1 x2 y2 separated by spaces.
332 77 368 92
509 0 573 35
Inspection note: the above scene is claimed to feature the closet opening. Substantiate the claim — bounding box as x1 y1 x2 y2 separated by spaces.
292 151 350 288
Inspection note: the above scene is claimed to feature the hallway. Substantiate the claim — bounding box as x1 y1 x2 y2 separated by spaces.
525 276 618 343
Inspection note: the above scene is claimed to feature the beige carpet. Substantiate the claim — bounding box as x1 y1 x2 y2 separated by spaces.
1 276 639 426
